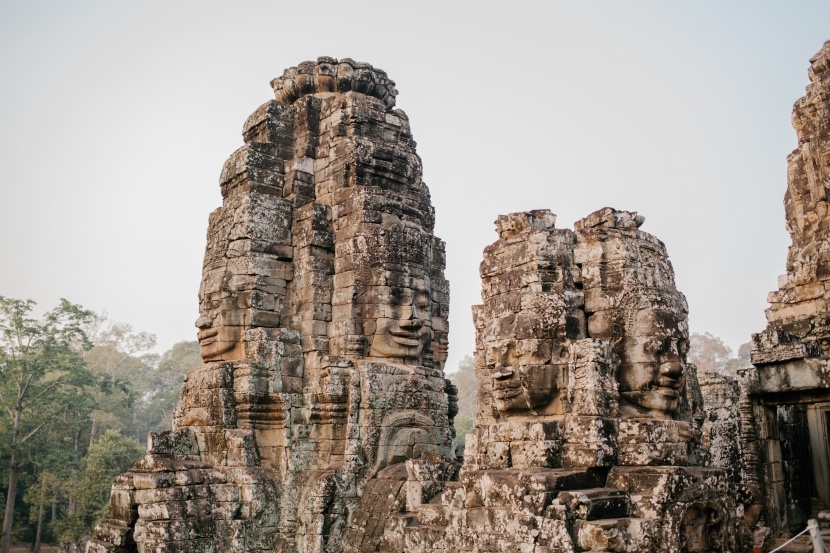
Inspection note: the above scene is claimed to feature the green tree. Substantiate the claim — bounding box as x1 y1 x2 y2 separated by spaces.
737 341 752 362
22 412 91 550
53 430 142 543
448 355 477 452
83 316 157 445
452 415 474 451
80 321 199 443
448 355 477 420
689 332 752 378
723 340 753 378
24 471 60 553
0 297 95 553
132 341 200 437
688 332 733 374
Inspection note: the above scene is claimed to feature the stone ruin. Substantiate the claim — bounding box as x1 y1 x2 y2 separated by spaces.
89 57 453 553
347 208 737 553
734 40 830 542
88 44 830 553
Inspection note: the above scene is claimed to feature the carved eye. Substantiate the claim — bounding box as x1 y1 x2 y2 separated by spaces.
210 299 221 309
662 337 682 355
390 287 405 305
644 339 663 354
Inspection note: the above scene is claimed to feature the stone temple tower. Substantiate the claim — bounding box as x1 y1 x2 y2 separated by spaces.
740 40 830 537
89 58 454 553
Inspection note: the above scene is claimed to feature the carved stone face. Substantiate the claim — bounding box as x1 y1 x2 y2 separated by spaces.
680 503 722 553
195 270 246 362
617 308 687 418
368 276 431 362
488 339 557 415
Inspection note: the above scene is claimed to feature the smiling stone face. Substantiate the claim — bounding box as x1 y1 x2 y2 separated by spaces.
487 338 558 416
617 308 688 419
367 275 432 362
195 269 247 362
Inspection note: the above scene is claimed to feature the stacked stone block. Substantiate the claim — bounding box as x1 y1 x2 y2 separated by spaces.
88 54 760 553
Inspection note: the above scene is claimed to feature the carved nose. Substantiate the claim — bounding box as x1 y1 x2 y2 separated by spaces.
660 362 683 378
400 304 422 325
195 315 212 329
401 317 422 329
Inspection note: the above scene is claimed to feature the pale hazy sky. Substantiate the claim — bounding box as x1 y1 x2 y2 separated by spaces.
2 1 829 373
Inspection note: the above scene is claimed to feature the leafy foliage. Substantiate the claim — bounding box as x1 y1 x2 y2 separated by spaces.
0 297 97 553
132 340 200 438
689 332 752 377
53 430 142 542
448 355 476 419
0 296 198 550
452 415 474 451
448 355 477 451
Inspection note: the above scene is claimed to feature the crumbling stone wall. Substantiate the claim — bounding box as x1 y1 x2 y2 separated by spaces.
698 372 765 549
88 58 454 553
698 373 742 485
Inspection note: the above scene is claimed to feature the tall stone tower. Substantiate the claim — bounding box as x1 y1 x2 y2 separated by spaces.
89 58 454 553
741 40 830 536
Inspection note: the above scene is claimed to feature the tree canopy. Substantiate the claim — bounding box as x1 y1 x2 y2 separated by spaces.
0 297 197 551
688 332 751 377
448 355 477 450
0 297 97 553
53 430 143 543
